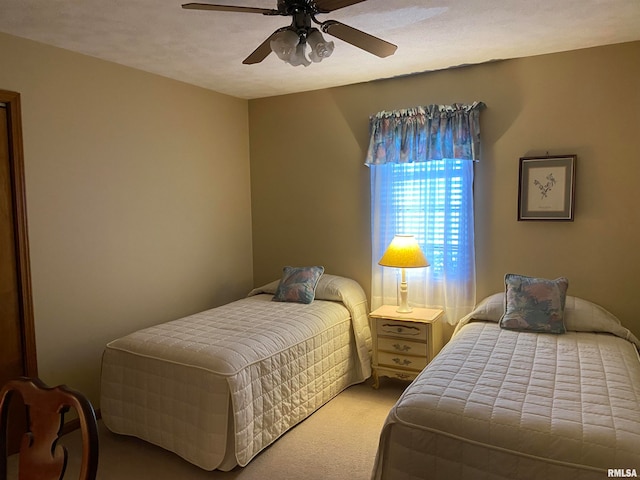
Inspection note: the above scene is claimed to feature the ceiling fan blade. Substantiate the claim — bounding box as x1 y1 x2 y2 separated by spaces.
182 3 279 15
313 0 367 13
322 20 397 58
242 30 282 65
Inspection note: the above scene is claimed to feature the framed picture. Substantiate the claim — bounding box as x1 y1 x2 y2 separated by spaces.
518 155 576 221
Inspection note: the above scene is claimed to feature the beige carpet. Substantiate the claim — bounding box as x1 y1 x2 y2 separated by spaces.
48 379 405 479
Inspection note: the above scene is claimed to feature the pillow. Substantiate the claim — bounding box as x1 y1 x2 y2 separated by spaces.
467 292 505 322
272 266 325 304
499 273 569 334
247 279 280 297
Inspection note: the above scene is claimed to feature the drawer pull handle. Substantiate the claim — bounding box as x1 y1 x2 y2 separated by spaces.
392 357 412 366
395 373 412 379
392 343 411 352
382 323 421 335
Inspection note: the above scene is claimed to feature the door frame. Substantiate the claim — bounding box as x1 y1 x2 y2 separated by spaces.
1 89 37 377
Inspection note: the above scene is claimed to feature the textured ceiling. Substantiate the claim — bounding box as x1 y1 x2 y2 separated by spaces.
0 0 639 99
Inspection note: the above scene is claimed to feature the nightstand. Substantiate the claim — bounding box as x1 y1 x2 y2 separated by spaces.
369 305 444 388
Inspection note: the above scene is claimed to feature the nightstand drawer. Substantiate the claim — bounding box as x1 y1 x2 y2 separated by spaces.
376 319 428 339
377 337 427 357
377 351 427 371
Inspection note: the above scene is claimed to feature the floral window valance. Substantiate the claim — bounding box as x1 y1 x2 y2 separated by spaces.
365 102 485 165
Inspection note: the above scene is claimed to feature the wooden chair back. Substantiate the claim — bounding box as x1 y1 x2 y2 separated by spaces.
0 377 98 480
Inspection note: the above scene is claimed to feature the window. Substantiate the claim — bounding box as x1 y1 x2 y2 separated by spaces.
366 103 483 322
376 159 474 282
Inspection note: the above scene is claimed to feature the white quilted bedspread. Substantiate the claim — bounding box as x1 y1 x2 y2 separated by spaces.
102 274 371 470
106 295 350 376
373 297 640 480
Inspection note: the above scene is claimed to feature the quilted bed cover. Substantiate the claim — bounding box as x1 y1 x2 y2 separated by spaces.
372 294 640 480
101 274 371 471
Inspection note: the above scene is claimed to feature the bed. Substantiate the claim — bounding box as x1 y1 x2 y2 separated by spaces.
372 289 640 480
100 272 372 471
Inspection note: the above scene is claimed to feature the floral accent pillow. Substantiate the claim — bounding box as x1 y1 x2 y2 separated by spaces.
272 266 325 304
499 274 569 334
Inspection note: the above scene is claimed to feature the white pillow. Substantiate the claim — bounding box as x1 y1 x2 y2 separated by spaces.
248 274 347 302
468 292 504 321
459 292 640 349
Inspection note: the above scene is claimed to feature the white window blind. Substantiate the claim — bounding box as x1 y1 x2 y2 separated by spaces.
384 159 469 280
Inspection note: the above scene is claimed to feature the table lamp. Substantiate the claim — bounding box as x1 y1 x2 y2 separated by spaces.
378 234 429 313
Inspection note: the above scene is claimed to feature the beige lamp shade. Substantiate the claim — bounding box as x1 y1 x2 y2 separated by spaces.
378 234 429 268
378 234 429 313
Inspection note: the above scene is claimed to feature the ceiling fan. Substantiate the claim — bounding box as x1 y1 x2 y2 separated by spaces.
182 0 397 66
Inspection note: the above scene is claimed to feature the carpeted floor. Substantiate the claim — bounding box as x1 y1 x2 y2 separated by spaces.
46 378 405 479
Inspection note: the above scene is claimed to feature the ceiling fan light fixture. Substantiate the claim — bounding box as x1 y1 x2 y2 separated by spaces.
288 41 312 67
307 28 334 63
270 29 299 61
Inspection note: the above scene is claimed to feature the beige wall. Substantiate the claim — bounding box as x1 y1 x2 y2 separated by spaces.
249 41 640 339
0 32 254 406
